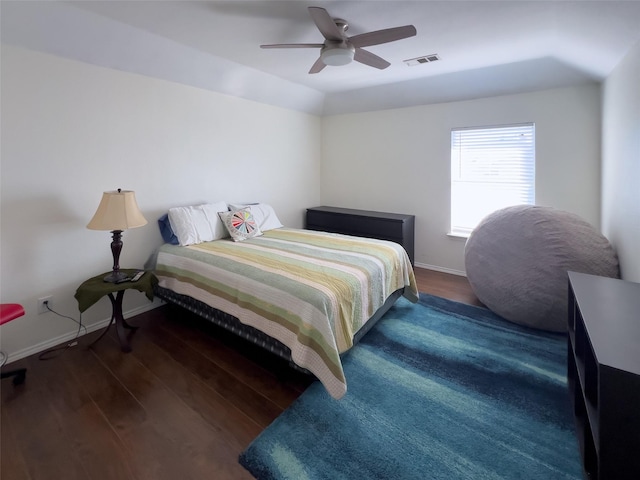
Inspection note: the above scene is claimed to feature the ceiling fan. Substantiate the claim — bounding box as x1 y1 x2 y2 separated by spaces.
260 6 417 74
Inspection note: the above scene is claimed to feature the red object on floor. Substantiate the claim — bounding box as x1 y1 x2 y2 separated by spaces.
1 303 27 385
0 304 25 325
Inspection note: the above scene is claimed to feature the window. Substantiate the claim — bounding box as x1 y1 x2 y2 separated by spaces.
450 123 535 236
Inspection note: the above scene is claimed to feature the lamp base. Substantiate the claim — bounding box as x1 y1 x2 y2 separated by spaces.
103 270 128 283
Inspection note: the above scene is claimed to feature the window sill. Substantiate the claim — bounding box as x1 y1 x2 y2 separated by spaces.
447 232 470 240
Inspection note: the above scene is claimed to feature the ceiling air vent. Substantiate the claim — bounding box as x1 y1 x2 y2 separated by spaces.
404 54 440 66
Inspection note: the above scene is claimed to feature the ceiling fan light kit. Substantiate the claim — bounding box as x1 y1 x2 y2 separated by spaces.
321 45 355 66
260 6 416 74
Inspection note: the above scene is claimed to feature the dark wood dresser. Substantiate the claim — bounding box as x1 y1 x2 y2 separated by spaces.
305 206 415 265
567 271 640 480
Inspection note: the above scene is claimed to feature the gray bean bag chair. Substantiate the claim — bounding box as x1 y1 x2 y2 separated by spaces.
465 205 619 332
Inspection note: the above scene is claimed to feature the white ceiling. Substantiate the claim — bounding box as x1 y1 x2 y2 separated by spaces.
3 1 640 115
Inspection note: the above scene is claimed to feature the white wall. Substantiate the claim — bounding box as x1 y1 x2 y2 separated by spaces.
0 43 620 362
321 84 602 274
601 40 640 282
0 45 321 360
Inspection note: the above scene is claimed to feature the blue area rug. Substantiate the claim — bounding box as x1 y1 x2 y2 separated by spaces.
239 294 583 480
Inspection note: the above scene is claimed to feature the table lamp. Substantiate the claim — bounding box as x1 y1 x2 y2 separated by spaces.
87 189 147 282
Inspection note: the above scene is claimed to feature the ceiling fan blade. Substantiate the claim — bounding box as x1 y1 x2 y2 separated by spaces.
309 57 326 74
308 6 343 41
261 43 324 49
350 25 417 48
354 48 390 70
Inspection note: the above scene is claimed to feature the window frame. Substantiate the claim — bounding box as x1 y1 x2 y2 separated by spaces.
449 122 535 238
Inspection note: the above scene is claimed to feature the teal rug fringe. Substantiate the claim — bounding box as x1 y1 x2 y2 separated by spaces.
239 294 583 480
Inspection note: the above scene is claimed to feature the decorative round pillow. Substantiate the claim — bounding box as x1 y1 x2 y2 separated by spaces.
464 205 619 332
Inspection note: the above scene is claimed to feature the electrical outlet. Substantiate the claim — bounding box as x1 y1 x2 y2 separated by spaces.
37 295 53 314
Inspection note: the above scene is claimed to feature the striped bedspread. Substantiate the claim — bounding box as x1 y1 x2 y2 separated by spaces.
154 228 419 399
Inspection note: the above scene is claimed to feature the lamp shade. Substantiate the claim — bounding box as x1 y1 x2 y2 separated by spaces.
87 189 147 231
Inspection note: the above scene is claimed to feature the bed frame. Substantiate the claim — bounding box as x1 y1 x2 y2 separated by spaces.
154 285 404 373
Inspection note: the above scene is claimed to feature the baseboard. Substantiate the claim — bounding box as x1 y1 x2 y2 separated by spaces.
414 262 467 277
5 299 164 364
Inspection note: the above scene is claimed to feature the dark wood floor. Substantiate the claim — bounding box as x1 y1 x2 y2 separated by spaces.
1 268 480 480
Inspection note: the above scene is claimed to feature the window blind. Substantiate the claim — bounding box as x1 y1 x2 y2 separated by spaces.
450 123 535 236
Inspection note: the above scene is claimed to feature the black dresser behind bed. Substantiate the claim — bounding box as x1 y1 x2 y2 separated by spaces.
305 206 415 265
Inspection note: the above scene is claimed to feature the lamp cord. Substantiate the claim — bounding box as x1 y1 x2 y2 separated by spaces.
37 304 87 361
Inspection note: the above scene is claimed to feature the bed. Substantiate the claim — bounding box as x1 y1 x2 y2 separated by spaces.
151 206 418 399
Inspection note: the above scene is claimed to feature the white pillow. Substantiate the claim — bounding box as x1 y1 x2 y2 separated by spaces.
228 203 283 231
168 201 229 246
